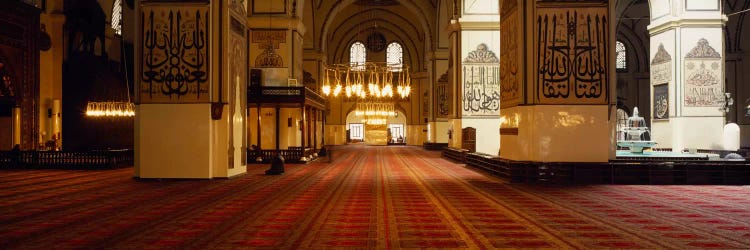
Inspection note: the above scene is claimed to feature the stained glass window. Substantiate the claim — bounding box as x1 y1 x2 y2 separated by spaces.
350 42 366 71
386 42 403 71
112 0 122 36
616 40 626 70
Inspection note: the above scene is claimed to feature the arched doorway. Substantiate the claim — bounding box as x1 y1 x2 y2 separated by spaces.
345 108 407 145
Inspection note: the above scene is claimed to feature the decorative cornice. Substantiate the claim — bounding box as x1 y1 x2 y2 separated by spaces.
463 44 499 63
647 17 727 35
651 44 672 65
685 38 721 58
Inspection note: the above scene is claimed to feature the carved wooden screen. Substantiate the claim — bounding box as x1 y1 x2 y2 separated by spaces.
462 127 476 153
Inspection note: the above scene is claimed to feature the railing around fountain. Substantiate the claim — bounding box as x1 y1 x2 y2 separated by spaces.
462 153 750 185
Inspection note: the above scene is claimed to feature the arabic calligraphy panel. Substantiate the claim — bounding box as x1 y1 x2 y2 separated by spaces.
252 30 286 68
650 44 672 85
140 5 210 103
536 7 609 105
500 1 521 108
684 60 722 107
653 84 668 120
684 38 722 107
462 63 500 117
435 72 451 119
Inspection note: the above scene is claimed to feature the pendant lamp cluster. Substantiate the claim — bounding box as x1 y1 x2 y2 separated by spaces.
321 62 411 99
354 102 397 125
85 101 135 117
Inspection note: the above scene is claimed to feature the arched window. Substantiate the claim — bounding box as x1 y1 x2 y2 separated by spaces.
386 42 403 71
616 40 626 70
111 0 122 36
350 42 366 71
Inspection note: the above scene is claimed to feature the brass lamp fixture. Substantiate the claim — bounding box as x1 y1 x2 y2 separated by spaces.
320 0 411 99
354 102 397 117
321 62 410 99
86 5 135 118
85 101 135 117
353 102 397 125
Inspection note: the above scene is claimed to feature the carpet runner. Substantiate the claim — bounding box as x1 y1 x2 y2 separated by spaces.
0 144 748 249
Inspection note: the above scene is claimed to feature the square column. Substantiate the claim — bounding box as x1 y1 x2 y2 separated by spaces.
135 0 248 178
648 0 727 151
499 0 615 162
447 0 501 155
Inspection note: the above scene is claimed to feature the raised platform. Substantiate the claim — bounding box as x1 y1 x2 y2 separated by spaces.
616 150 720 161
423 142 448 151
459 152 750 185
441 147 468 163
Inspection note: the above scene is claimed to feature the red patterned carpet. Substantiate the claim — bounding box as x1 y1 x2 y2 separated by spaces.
1 144 749 249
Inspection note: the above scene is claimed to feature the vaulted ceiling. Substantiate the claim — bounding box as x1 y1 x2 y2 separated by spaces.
302 0 444 71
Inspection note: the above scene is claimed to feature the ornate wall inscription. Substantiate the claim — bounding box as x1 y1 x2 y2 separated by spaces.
140 6 210 103
500 0 521 108
536 7 609 104
684 38 722 107
653 84 668 120
252 30 285 67
435 72 451 118
650 43 672 85
462 44 500 117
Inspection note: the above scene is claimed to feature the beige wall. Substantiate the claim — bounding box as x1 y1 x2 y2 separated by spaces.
136 104 213 178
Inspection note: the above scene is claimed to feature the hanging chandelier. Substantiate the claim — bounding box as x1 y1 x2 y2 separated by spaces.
86 8 135 119
354 102 396 125
86 101 135 117
321 62 411 99
354 102 397 117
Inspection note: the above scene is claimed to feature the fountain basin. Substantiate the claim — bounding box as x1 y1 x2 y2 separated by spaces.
617 141 657 153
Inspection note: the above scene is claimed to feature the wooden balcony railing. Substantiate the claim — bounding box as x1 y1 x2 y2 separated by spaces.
248 86 326 109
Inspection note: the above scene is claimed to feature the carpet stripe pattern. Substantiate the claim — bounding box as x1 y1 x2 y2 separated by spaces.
0 144 749 249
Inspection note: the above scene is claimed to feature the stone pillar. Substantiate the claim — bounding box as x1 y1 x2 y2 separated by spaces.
499 0 614 162
313 108 317 150
12 107 21 147
256 105 262 148
50 99 61 145
449 0 501 155
135 0 248 178
39 12 64 145
648 0 727 151
300 105 306 149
